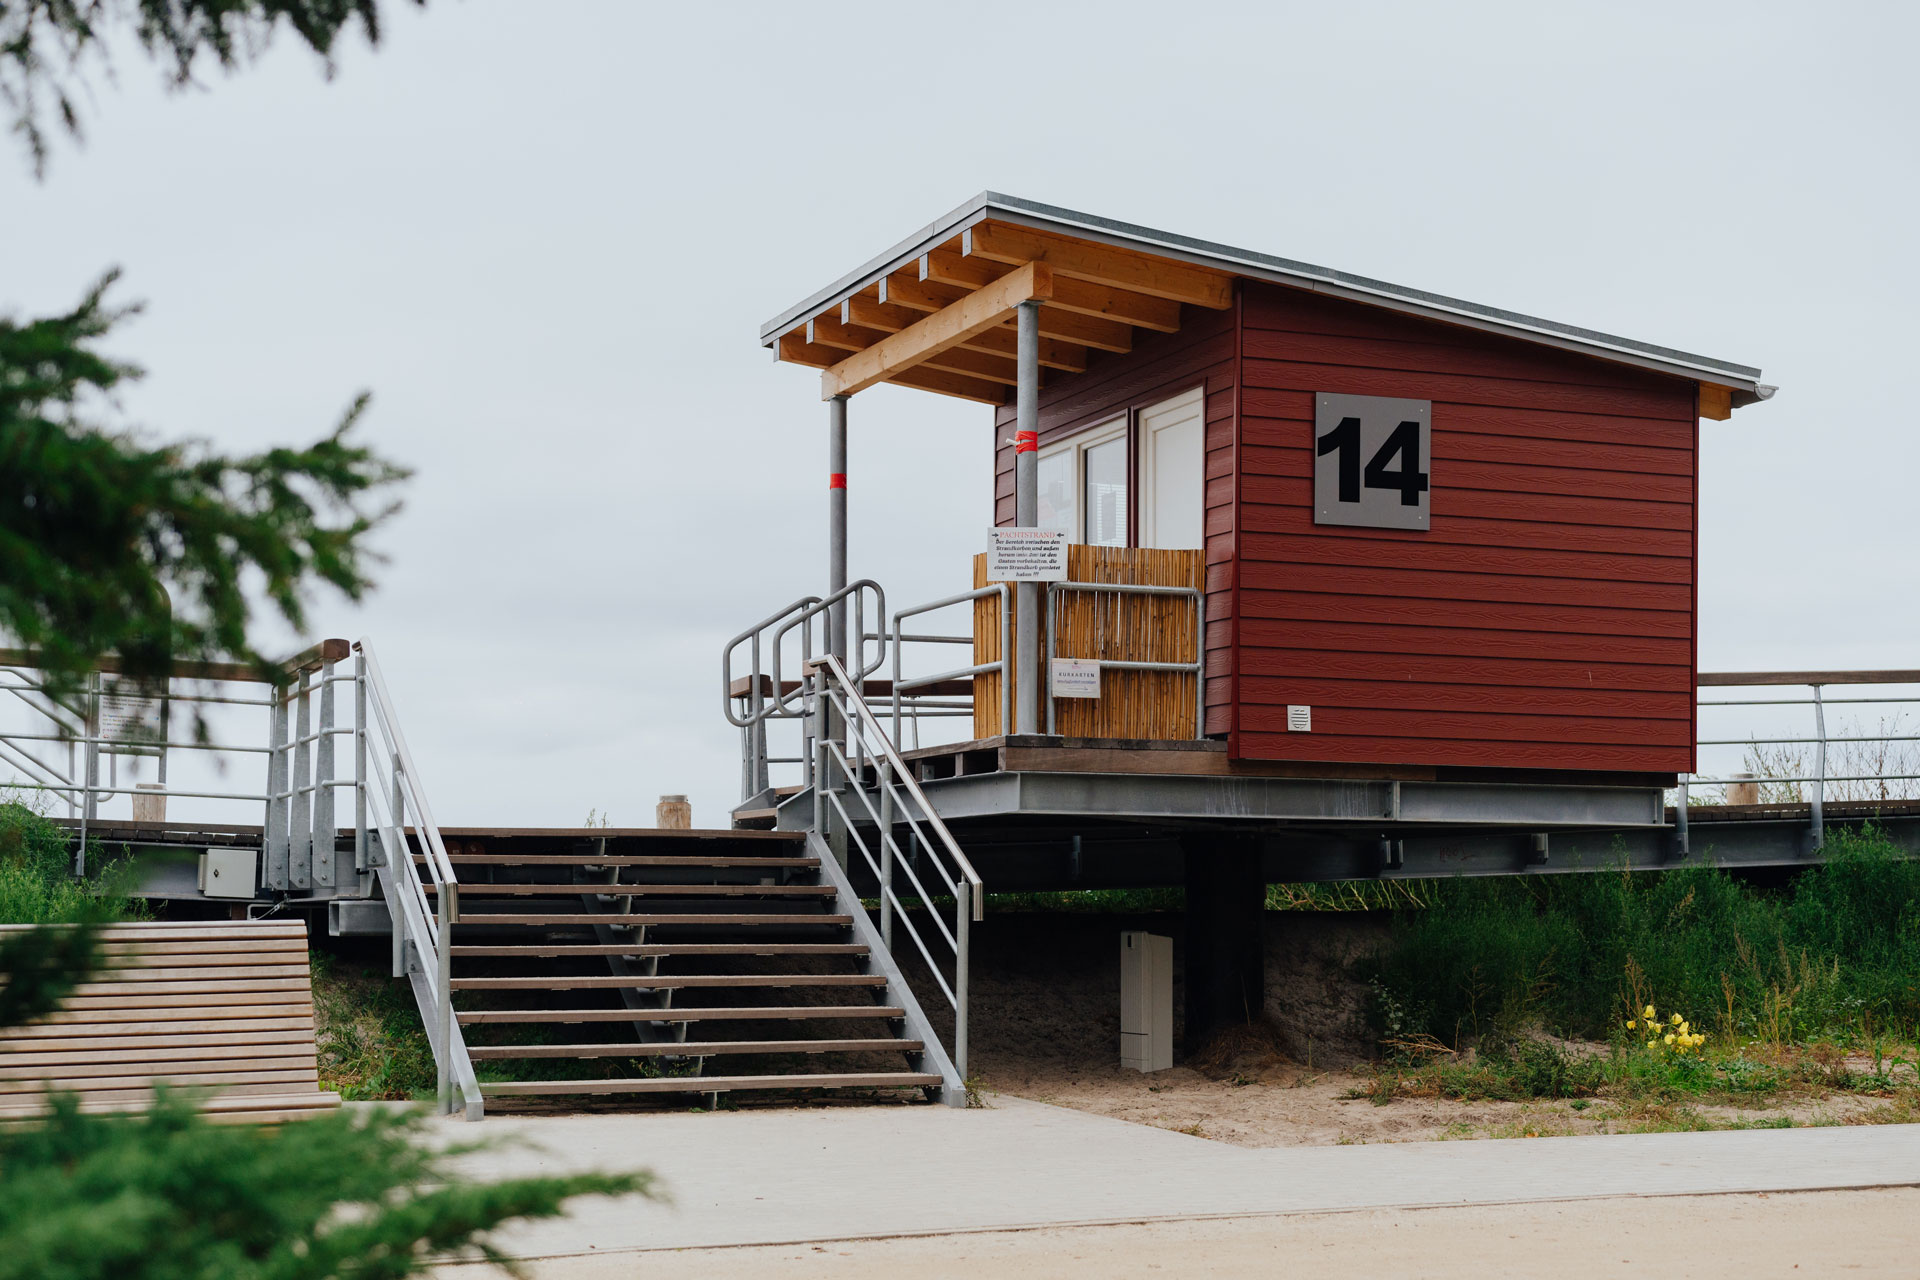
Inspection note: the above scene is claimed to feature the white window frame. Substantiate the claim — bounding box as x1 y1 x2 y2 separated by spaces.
1037 417 1129 546
1135 386 1206 551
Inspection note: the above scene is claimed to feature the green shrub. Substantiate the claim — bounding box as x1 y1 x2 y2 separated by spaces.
1367 827 1920 1047
0 797 135 925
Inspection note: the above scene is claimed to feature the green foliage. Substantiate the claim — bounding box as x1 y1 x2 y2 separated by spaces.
308 951 437 1100
0 274 410 708
1 0 423 175
0 1093 647 1280
1367 827 1920 1047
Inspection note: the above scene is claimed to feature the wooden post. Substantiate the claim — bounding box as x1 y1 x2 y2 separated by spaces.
656 794 692 830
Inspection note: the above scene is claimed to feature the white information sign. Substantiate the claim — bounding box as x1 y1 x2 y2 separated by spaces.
99 683 166 754
986 527 1068 582
1287 704 1312 732
1051 658 1101 699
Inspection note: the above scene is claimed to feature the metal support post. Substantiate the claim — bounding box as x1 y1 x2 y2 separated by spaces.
290 669 313 891
353 659 369 876
878 759 894 950
264 683 290 891
314 660 336 886
77 671 100 874
828 394 849 662
1809 684 1827 853
436 881 454 1114
1014 300 1041 736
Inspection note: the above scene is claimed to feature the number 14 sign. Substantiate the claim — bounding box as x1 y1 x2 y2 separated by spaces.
1313 393 1431 531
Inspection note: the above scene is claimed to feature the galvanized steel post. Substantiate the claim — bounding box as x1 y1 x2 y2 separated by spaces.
353 657 368 876
1014 300 1041 736
314 660 336 887
1809 684 1827 852
290 669 313 891
828 394 849 662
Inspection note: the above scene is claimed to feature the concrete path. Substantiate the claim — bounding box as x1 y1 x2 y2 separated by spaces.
436 1097 1920 1260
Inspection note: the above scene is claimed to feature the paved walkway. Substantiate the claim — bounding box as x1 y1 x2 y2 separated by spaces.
435 1097 1920 1260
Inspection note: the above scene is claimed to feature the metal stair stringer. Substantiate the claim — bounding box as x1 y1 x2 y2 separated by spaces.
802 827 963 1107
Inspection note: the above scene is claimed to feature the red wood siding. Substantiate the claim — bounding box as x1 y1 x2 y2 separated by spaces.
1231 282 1699 774
992 304 1238 734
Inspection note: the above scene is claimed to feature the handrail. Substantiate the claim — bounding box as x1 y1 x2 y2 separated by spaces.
352 638 479 1119
808 652 982 1093
1680 670 1920 858
890 584 1009 749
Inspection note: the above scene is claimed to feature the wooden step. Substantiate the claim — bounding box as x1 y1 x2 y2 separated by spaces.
450 974 886 991
446 943 869 959
478 1071 940 1097
451 914 851 927
426 884 837 898
466 1038 923 1059
459 1005 904 1025
421 855 819 869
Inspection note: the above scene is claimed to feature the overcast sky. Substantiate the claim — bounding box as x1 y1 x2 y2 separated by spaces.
6 2 1916 828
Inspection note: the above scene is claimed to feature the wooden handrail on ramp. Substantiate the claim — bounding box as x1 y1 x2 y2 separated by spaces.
0 920 340 1122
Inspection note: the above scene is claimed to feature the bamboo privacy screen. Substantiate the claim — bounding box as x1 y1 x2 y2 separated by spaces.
971 546 1204 741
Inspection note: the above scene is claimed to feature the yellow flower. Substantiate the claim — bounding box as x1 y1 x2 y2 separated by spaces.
1671 1013 1683 1026
1644 1006 1657 1020
1627 1020 1637 1030
1646 1039 1658 1050
1664 1033 1676 1045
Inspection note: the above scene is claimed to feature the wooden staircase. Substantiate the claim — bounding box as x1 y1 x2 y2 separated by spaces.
417 828 942 1106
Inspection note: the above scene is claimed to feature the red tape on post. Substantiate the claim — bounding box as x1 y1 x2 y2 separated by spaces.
827 473 846 489
1014 431 1038 454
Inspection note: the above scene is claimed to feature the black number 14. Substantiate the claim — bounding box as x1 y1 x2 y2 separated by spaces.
1316 417 1430 507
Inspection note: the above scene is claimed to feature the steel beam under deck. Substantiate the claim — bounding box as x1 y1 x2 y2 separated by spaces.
904 770 1668 830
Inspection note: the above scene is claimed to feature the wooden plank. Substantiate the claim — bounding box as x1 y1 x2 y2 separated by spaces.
1238 702 1692 747
434 854 817 869
841 298 1022 385
884 364 1009 405
94 957 310 976
1699 383 1734 420
58 988 312 1009
806 313 888 352
425 883 835 898
963 221 1234 309
820 262 1053 399
19 1003 312 1028
776 331 844 369
446 943 868 958
480 1072 939 1096
1240 473 1691 532
449 974 887 991
1236 676 1691 720
1236 588 1693 641
5 1016 313 1040
878 277 1090 371
1235 557 1692 611
1245 393 1695 450
459 1006 904 1024
457 914 851 927
468 1039 923 1060
0 1059 318 1090
1237 502 1694 558
918 252 1134 352
1233 647 1692 694
0 1045 314 1070
0 1029 318 1053
1235 617 1689 667
1240 356 1693 420
1241 441 1694 504
70 971 312 990
1 1078 325 1105
894 262 1180 331
1698 669 1920 687
0 1091 340 1122
1238 326 1685 395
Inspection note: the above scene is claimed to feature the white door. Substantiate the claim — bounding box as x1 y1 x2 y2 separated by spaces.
1136 387 1206 550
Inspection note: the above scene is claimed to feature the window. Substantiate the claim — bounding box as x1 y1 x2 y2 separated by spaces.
1137 387 1205 550
1036 419 1128 546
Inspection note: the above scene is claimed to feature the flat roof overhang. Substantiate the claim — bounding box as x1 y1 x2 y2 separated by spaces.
761 191 1773 415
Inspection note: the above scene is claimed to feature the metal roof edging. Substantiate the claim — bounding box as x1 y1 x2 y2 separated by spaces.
759 191 1773 405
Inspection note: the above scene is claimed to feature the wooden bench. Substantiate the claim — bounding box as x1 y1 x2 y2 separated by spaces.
0 920 341 1122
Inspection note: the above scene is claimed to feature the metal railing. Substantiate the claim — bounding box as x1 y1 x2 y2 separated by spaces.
0 640 480 1118
1680 669 1920 855
1044 580 1205 736
808 652 982 1097
887 583 1009 749
723 581 886 805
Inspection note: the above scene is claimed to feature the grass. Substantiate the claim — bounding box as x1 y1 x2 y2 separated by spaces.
0 796 136 925
1365 826 1920 1051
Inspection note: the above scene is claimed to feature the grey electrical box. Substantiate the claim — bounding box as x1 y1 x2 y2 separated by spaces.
198 847 258 900
1120 930 1173 1072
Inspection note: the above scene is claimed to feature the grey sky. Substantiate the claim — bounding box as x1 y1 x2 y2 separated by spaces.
6 2 1915 827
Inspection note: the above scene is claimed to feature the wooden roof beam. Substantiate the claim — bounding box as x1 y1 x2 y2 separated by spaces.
963 222 1234 310
877 275 1088 372
1699 383 1733 420
919 251 1133 353
821 262 1053 400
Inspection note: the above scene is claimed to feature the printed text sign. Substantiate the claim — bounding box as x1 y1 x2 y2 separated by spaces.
987 528 1068 581
1314 393 1431 531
